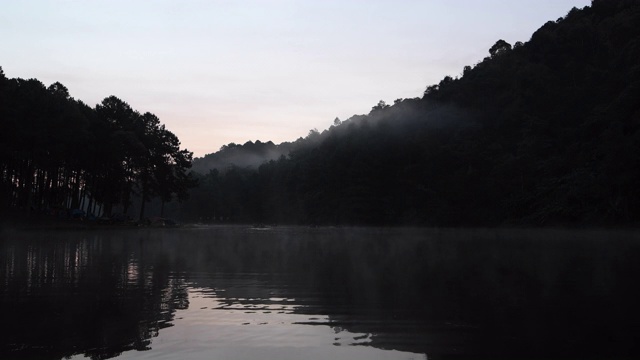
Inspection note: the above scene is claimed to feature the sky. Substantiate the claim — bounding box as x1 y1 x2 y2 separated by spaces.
1 0 591 157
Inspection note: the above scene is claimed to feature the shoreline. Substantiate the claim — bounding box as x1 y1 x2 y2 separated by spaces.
0 213 177 232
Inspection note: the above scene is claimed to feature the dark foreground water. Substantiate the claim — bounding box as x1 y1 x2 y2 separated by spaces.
1 226 640 359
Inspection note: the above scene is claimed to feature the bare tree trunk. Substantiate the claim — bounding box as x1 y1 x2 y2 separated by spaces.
70 170 81 209
139 187 147 222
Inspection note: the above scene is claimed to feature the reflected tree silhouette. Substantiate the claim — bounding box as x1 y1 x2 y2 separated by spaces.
0 231 189 359
2 227 640 359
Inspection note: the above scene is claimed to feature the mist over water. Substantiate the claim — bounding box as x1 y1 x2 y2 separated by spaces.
1 226 640 359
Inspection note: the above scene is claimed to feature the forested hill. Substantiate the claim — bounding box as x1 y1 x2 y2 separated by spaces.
184 0 640 226
191 140 296 174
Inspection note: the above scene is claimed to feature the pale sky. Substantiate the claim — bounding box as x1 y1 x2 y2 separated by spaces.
1 0 591 157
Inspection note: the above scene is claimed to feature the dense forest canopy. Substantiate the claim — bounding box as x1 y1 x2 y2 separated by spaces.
191 140 292 174
0 69 195 221
182 0 640 226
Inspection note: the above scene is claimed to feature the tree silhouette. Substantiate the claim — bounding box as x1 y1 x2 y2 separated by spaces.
489 39 512 57
0 77 194 221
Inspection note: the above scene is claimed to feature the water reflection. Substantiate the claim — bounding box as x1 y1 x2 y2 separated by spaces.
0 231 189 360
1 227 640 359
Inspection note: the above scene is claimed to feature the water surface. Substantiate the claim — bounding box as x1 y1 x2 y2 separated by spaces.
1 226 639 359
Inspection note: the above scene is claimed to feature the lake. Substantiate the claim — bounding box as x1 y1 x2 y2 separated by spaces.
1 226 639 359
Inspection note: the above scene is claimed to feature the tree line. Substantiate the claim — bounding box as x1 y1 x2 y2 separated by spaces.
182 0 640 226
0 69 194 221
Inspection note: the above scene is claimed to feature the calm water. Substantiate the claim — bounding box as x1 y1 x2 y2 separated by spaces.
1 226 640 359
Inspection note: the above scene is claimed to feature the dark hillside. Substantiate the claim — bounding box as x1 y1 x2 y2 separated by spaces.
184 0 640 226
